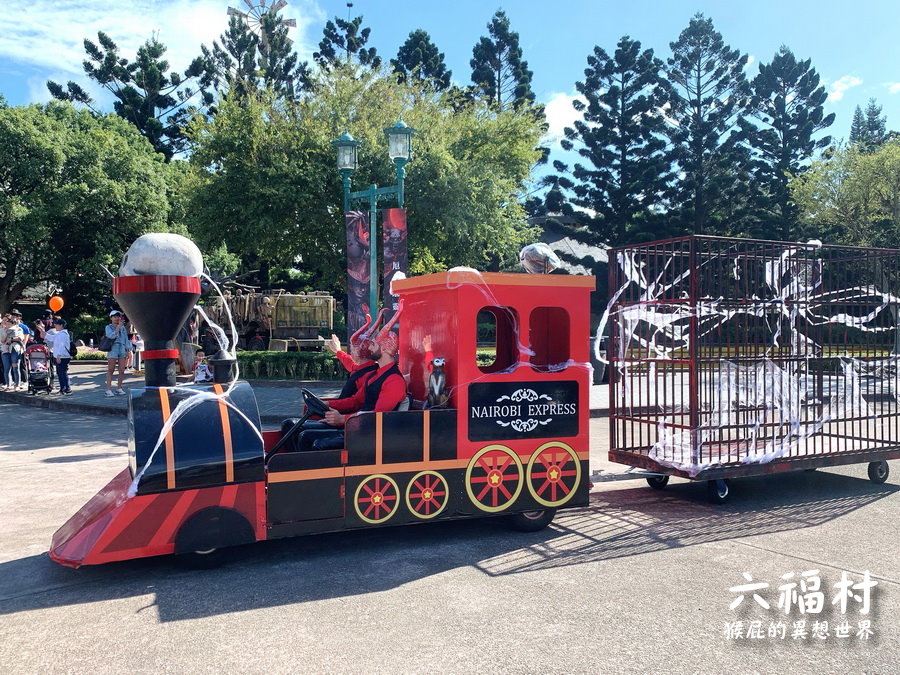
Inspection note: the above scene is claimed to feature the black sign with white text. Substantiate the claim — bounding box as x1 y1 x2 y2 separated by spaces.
467 381 579 442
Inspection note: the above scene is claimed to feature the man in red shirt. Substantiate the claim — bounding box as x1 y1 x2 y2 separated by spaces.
281 313 379 438
296 310 406 451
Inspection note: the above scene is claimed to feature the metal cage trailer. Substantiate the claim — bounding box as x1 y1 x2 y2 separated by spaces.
608 235 899 503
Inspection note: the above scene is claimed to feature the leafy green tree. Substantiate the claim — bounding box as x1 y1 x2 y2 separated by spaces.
0 103 170 315
547 36 673 247
392 30 452 90
791 139 900 246
470 10 535 110
314 15 381 70
183 64 543 291
665 14 752 235
742 46 834 240
849 98 887 150
47 32 212 160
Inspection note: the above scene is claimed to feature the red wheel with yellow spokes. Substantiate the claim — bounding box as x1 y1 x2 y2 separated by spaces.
526 442 581 507
465 445 523 513
354 474 400 524
405 471 449 519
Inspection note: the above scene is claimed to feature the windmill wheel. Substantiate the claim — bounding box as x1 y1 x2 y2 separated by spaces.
405 471 449 520
526 442 581 508
465 445 523 513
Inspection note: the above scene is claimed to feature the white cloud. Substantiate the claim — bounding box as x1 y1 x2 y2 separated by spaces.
744 55 756 70
887 82 900 95
827 75 862 102
542 91 586 146
0 0 325 81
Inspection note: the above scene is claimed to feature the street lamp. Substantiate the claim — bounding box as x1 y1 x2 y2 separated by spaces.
335 119 416 317
332 132 360 212
385 119 414 207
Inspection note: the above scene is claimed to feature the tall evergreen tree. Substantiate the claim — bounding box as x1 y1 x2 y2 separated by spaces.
203 7 307 100
392 30 452 90
470 10 535 110
47 32 212 160
742 46 834 239
665 14 752 235
850 105 866 144
548 36 673 247
851 98 888 150
313 15 380 69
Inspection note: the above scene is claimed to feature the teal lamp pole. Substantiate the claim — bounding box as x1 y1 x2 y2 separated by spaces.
334 121 415 316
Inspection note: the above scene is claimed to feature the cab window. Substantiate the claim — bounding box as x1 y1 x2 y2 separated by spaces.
477 307 519 373
530 307 570 371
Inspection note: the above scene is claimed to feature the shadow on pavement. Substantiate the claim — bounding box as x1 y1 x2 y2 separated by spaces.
0 470 894 622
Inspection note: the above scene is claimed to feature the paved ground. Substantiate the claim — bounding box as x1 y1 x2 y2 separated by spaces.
0 402 896 673
0 362 610 423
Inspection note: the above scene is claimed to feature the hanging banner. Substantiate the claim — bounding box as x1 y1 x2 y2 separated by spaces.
382 208 408 320
346 210 371 340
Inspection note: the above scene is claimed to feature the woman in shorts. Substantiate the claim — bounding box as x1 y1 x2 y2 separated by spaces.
104 310 133 397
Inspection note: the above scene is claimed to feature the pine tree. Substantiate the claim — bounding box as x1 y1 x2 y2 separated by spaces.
743 46 834 239
392 30 452 90
850 105 866 144
548 36 673 246
470 10 535 110
313 15 381 69
862 98 887 149
47 32 212 160
665 14 752 235
203 8 308 101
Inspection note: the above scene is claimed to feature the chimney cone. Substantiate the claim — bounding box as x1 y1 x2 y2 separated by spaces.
113 275 201 387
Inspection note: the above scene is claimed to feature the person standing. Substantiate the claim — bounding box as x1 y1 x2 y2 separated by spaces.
104 310 132 397
3 311 27 391
0 315 11 390
47 318 73 395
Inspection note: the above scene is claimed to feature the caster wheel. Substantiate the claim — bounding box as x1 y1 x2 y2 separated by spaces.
507 509 557 532
707 479 730 504
646 475 670 490
868 461 889 484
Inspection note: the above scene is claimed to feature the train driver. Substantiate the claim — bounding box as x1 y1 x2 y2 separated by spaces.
280 312 380 437
296 311 407 452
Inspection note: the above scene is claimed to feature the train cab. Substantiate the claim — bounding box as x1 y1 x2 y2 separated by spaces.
264 269 595 537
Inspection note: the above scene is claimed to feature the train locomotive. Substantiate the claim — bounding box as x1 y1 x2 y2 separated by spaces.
50 260 594 567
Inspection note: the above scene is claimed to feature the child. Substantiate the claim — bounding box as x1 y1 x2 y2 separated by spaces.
193 349 213 383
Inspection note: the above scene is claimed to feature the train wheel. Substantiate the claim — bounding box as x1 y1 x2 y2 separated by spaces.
405 471 449 519
508 509 557 532
175 506 254 569
868 461 889 484
526 442 581 508
354 474 400 524
465 445 523 513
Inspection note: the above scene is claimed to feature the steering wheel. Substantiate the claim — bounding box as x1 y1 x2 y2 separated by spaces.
302 388 330 417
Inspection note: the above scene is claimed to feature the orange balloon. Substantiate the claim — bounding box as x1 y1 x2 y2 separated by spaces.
48 296 64 312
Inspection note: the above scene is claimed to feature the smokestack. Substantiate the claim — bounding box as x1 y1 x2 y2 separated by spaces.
113 275 201 387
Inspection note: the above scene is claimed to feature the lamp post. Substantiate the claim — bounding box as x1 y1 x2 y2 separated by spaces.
334 120 415 317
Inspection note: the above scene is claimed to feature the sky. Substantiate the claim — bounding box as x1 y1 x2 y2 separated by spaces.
1 0 899 168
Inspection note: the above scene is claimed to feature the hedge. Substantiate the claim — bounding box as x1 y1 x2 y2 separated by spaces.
237 351 344 380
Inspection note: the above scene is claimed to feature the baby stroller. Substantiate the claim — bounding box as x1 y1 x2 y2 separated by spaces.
25 343 54 395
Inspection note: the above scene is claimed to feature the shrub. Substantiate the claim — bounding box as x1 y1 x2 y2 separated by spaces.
236 351 343 381
73 346 108 360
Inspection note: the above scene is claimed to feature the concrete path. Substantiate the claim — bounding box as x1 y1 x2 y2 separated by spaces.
0 361 610 423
